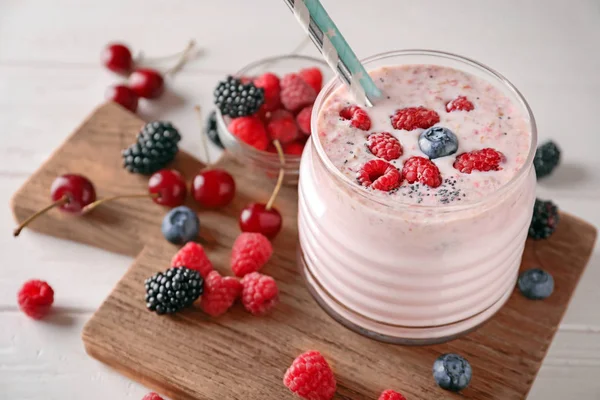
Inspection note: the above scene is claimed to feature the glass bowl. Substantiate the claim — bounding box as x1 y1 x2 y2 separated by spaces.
215 54 330 185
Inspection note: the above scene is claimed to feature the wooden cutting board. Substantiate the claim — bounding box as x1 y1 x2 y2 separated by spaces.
11 103 598 399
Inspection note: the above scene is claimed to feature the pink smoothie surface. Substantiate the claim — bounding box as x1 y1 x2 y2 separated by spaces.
316 64 532 206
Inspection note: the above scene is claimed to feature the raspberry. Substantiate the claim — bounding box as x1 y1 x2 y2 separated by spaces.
283 350 337 400
357 159 401 192
141 393 164 400
228 116 269 151
339 105 371 131
283 141 305 156
171 242 214 278
241 272 279 315
367 132 403 161
296 105 312 135
391 107 440 131
446 95 474 112
231 232 273 277
402 156 442 188
254 73 281 112
453 148 505 174
266 109 299 144
17 280 54 320
200 271 242 316
299 67 323 94
280 73 317 112
378 390 406 400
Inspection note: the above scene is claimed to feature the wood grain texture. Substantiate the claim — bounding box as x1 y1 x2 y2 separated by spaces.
10 103 598 399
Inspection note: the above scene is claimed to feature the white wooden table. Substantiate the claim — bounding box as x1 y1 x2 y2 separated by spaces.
1 1 599 398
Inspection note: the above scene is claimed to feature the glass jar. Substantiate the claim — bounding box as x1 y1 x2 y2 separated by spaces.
216 54 330 185
297 50 537 345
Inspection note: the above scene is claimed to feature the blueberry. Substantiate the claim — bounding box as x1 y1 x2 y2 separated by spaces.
418 126 458 159
432 353 472 392
161 206 200 244
518 268 554 300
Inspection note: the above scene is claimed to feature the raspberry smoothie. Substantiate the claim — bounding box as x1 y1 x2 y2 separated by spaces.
297 50 537 344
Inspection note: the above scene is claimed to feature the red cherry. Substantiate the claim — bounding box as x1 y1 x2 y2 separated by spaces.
148 169 187 207
50 174 97 213
129 68 164 99
192 169 236 208
105 85 139 112
239 202 282 239
101 43 133 74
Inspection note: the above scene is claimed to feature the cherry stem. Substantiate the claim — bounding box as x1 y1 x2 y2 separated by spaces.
81 193 159 214
13 195 69 237
266 140 285 211
194 105 211 167
165 40 197 76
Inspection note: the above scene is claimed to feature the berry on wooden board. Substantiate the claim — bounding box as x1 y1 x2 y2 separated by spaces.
518 268 554 300
432 353 472 392
192 168 236 208
14 174 96 236
529 198 559 240
200 271 242 317
283 350 336 400
378 389 406 400
161 206 200 244
148 169 187 207
17 280 54 320
141 393 164 400
123 121 181 175
171 242 214 278
241 272 279 315
231 232 273 277
145 267 203 315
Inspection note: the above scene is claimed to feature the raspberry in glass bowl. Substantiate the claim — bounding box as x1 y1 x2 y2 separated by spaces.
215 55 329 185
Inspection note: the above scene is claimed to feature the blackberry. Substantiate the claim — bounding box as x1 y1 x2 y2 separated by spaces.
205 110 223 149
529 198 559 240
122 121 181 175
534 140 560 179
214 76 264 118
145 267 204 315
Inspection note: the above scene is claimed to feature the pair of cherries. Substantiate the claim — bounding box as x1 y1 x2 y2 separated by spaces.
102 41 195 112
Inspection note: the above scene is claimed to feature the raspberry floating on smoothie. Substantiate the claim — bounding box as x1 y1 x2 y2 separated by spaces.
518 268 554 300
402 156 442 188
378 389 406 400
453 148 505 173
418 126 458 160
432 353 472 392
390 106 439 131
446 95 475 112
339 105 372 131
283 350 336 400
529 198 559 240
357 159 402 191
367 132 403 161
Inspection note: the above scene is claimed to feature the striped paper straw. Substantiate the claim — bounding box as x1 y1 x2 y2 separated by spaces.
282 0 382 106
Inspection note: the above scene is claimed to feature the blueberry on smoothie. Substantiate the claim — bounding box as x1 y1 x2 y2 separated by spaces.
161 206 200 244
518 268 554 300
432 353 472 392
418 126 459 159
